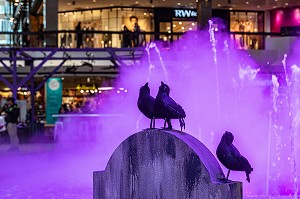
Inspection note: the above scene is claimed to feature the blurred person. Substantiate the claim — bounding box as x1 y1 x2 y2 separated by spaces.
122 25 131 47
59 104 69 114
38 24 44 47
75 22 83 48
1 103 8 115
130 16 140 47
81 100 91 113
73 102 82 113
23 23 30 47
5 97 20 151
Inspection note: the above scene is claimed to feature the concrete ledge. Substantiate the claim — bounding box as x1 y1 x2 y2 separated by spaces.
93 129 242 199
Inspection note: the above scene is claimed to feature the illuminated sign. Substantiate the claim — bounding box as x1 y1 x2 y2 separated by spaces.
174 9 197 18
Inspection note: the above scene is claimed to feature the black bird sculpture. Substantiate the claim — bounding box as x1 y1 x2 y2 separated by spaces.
216 131 253 182
154 81 186 131
137 82 159 128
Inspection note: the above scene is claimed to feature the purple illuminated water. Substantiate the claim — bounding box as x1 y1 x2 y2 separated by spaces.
1 20 300 198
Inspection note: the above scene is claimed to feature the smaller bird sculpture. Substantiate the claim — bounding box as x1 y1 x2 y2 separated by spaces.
154 81 186 131
137 82 159 128
216 131 253 182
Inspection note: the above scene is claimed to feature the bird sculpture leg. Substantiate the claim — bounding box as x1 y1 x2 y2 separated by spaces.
164 119 167 129
153 118 155 128
226 170 231 180
179 118 185 131
150 119 153 129
167 119 172 130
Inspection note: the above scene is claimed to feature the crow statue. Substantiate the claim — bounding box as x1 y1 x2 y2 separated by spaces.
216 131 253 182
138 82 159 128
154 81 186 131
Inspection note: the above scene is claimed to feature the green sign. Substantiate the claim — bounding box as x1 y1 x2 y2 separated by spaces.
46 78 62 124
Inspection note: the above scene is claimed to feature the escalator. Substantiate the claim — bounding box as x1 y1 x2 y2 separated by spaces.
30 0 43 15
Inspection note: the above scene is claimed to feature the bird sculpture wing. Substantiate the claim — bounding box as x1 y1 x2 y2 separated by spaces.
163 97 186 118
230 144 242 159
138 94 156 119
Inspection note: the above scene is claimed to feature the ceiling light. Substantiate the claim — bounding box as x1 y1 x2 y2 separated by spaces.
98 87 114 91
173 24 176 27
257 5 261 8
273 6 276 8
189 28 192 30
93 0 96 2
67 2 71 5
135 1 139 4
245 1 249 4
217 4 221 7
144 12 147 15
162 0 166 1
192 23 195 26
274 0 278 1
229 8 233 10
179 22 182 24
177 2 181 5
181 27 185 29
167 27 170 29
285 2 288 6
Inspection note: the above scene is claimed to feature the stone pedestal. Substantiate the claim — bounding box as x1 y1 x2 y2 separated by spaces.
93 129 242 199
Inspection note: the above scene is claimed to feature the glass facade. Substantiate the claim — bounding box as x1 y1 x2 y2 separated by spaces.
58 7 154 48
230 11 264 49
0 0 14 46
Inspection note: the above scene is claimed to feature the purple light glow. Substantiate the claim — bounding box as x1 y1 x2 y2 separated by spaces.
1 20 300 198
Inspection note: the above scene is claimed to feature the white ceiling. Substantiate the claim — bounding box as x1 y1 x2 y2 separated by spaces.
59 0 300 12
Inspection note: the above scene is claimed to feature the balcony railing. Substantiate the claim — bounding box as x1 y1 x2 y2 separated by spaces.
0 30 283 49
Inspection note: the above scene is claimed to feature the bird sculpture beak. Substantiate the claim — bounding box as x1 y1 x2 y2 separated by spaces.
161 81 164 85
145 82 148 86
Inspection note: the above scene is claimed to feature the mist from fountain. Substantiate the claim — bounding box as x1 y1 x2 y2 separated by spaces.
1 18 300 198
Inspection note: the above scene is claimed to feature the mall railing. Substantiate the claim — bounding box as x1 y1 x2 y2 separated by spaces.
0 30 283 49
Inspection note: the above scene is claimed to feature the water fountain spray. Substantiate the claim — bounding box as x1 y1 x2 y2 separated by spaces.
266 75 279 196
145 42 169 84
208 20 221 124
282 54 299 198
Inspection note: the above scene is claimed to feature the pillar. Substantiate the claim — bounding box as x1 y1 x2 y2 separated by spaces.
197 0 212 30
44 0 58 47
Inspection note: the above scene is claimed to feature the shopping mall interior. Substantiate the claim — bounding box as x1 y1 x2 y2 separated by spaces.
0 0 300 198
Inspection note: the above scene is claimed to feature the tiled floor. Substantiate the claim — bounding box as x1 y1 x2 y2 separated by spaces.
0 141 108 199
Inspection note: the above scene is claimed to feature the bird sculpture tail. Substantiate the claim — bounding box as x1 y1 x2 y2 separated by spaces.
242 156 253 183
179 118 185 131
246 167 253 182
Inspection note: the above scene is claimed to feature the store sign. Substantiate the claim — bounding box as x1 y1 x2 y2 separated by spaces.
76 84 97 91
46 78 62 124
174 9 197 18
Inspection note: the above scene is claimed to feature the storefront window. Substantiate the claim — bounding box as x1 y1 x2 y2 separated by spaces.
58 7 154 48
230 11 264 49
